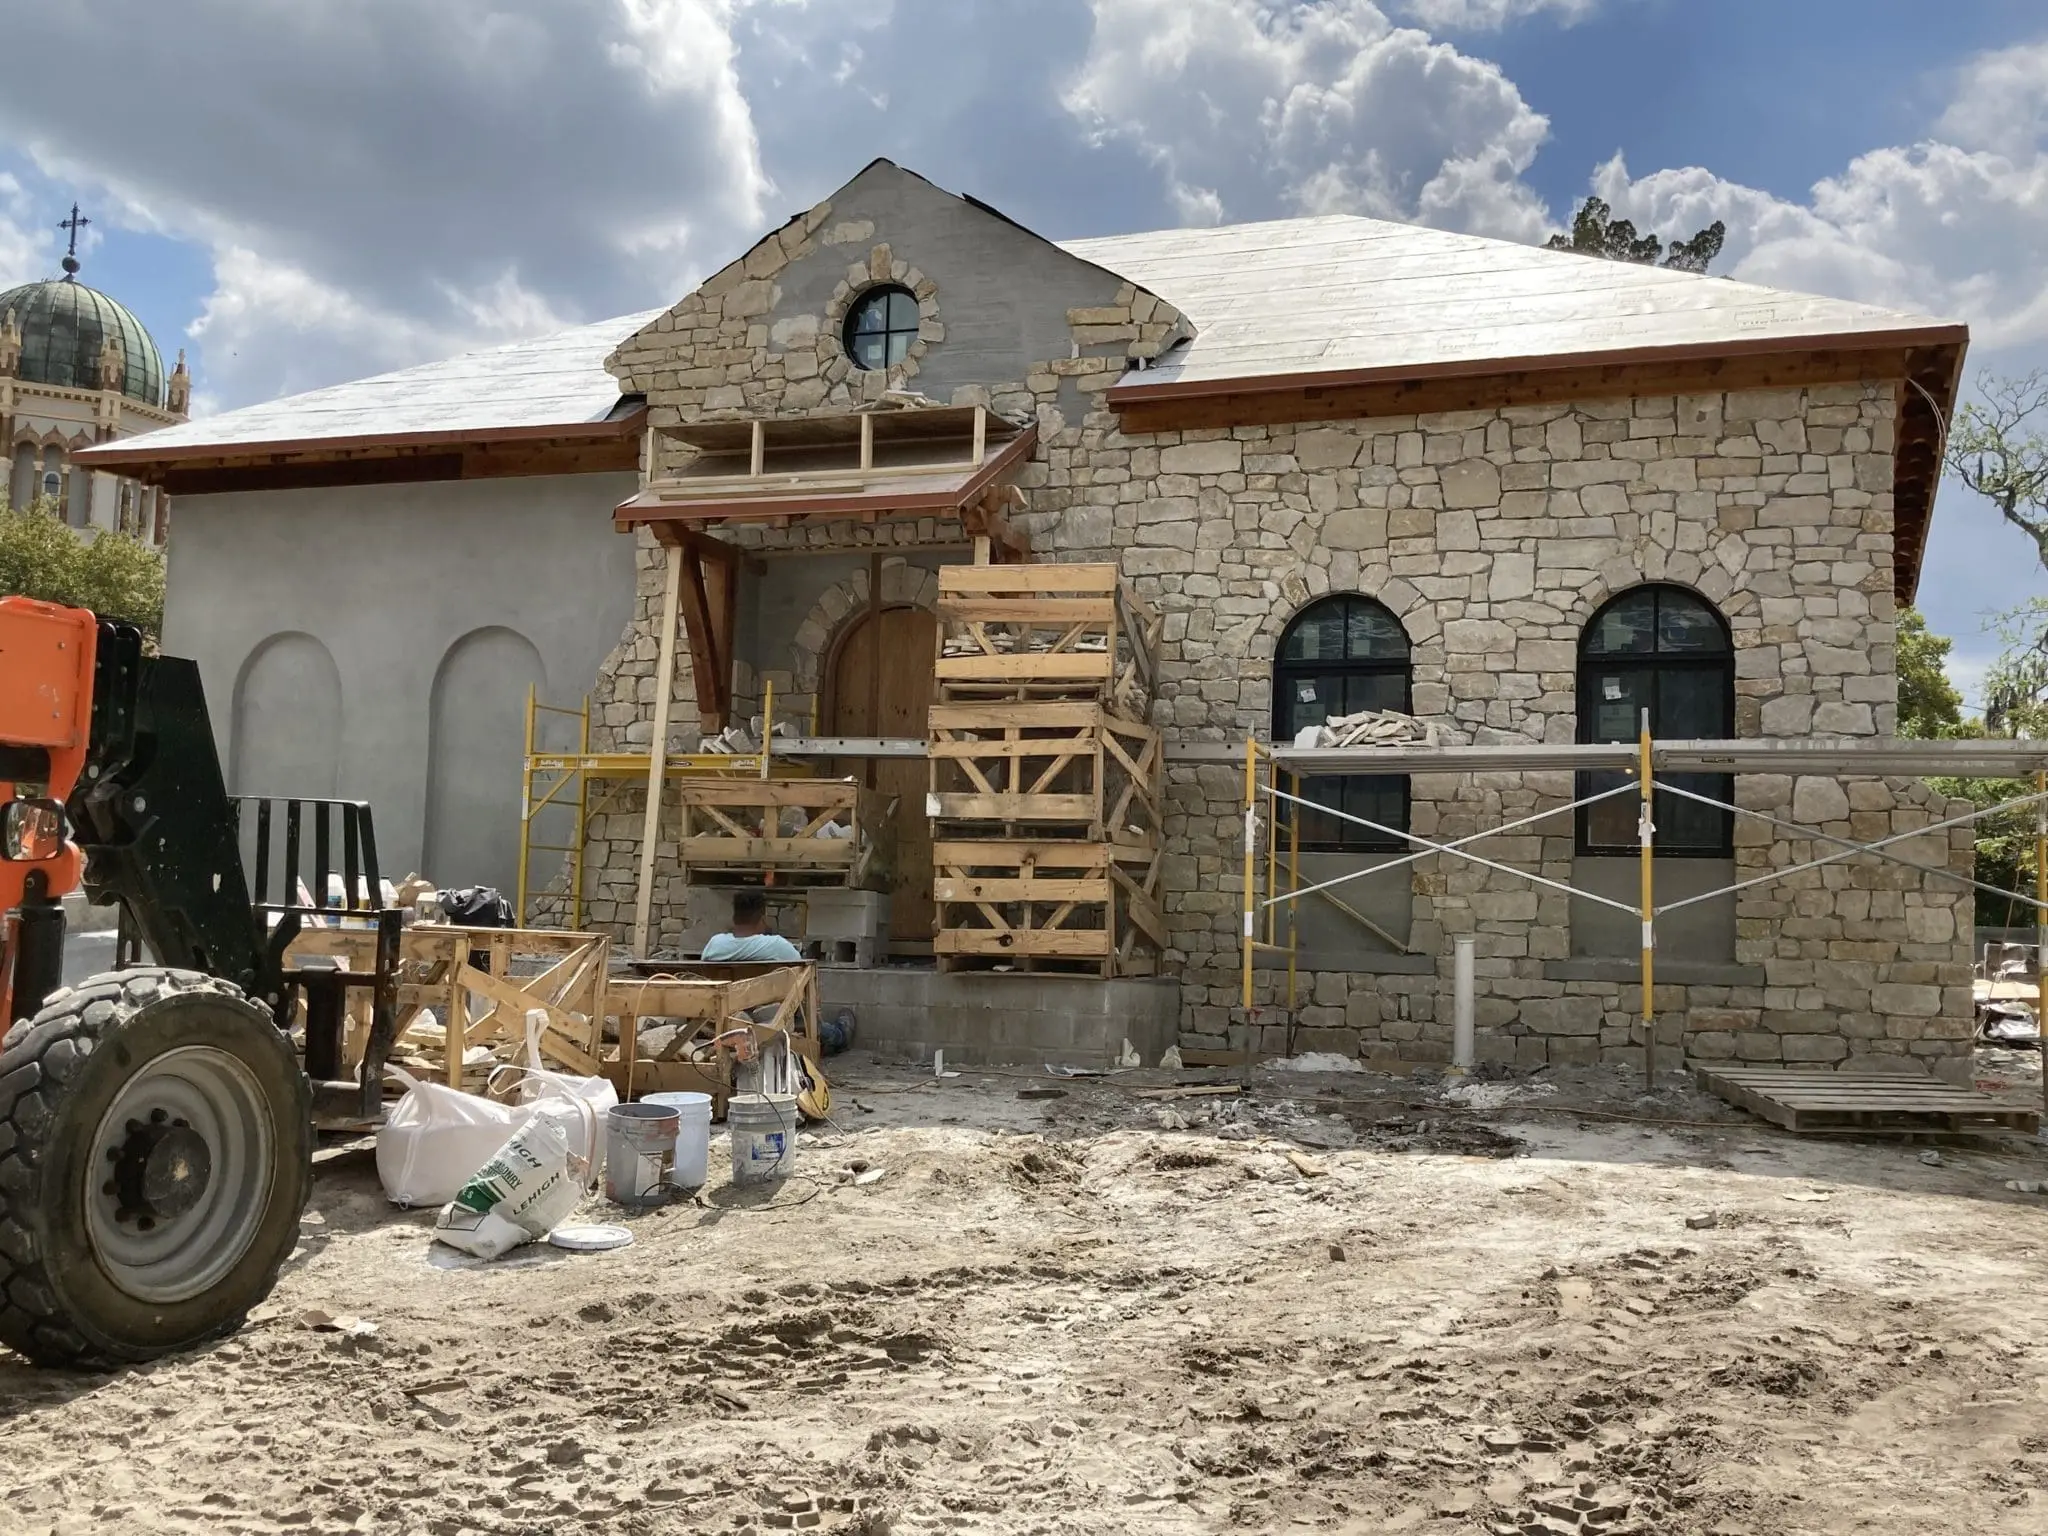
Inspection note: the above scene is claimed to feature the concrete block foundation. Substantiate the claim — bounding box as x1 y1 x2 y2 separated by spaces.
817 969 1180 1068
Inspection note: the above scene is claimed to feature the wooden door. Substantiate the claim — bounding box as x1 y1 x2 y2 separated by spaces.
828 605 938 947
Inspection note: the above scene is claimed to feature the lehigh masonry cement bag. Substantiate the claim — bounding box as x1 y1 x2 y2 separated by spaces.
432 1114 579 1260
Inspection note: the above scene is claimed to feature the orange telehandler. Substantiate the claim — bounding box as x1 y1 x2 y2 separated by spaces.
0 595 400 1368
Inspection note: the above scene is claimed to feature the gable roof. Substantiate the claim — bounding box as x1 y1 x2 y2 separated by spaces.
1060 215 1965 400
78 309 660 470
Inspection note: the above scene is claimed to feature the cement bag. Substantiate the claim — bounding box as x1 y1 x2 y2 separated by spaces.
376 1068 525 1208
491 1011 618 1174
432 1115 580 1259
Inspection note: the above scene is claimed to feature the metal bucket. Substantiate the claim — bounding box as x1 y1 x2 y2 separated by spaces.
727 1092 799 1187
605 1102 679 1206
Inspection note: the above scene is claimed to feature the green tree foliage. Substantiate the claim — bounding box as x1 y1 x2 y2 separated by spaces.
1545 197 1727 274
1895 607 1965 739
0 495 165 639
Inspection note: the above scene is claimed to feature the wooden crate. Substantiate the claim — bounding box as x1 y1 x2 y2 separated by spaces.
933 840 1164 977
599 962 822 1106
290 923 611 1090
927 701 1161 840
675 776 895 889
934 562 1159 720
1695 1065 2042 1137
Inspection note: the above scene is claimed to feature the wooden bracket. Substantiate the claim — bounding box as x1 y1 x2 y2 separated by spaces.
669 531 741 733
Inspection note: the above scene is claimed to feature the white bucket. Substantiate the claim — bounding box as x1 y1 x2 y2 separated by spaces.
643 1091 714 1190
727 1092 799 1186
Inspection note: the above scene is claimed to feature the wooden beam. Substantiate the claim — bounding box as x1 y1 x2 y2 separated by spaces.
632 545 684 957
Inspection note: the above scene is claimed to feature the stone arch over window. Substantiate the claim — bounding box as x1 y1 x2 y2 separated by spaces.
425 626 547 896
1576 583 1733 856
1272 593 1413 850
231 632 344 799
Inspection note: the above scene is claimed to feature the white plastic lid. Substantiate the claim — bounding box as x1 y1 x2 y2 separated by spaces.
547 1224 635 1252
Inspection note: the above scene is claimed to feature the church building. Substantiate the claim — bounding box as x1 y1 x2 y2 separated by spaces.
80 160 1978 1078
3 206 191 542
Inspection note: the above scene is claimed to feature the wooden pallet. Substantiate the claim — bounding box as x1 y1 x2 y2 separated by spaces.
933 562 1159 720
927 701 1161 840
673 776 895 889
933 839 1164 977
1694 1065 2042 1137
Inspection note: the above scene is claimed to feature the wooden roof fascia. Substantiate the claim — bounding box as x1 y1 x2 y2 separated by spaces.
75 402 650 481
1107 326 1970 407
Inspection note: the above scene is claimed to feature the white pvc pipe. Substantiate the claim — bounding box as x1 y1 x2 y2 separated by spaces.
1452 935 1476 1070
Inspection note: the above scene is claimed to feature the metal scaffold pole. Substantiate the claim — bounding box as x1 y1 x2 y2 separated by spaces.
1241 737 1257 1015
1639 712 1656 1092
2038 770 2046 1119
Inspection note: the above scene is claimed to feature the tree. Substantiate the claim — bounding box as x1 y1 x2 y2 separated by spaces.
1896 607 1965 738
1545 196 1727 274
1949 371 2048 573
0 496 165 639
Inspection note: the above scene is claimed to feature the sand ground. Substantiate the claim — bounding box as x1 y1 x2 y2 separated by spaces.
5 1052 2048 1536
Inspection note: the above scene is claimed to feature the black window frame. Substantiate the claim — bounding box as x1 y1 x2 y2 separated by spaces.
842 284 920 372
1575 584 1735 858
1271 594 1412 853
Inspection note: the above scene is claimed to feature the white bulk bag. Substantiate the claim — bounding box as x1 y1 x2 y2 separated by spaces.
376 1068 525 1208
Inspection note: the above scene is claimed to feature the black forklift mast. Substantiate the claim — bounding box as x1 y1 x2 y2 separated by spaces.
66 623 279 999
52 622 401 1122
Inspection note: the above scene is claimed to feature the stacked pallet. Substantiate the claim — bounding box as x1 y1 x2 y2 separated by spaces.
928 563 1166 976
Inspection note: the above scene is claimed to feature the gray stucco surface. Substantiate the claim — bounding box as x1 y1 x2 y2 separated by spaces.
735 160 1143 422
162 472 637 895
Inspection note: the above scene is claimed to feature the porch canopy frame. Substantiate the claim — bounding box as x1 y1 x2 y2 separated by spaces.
1240 734 2048 1103
609 402 1038 954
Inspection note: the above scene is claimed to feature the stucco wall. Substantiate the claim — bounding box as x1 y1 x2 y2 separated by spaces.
161 472 637 895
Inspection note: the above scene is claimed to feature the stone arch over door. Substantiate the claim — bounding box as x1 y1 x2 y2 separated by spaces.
231 632 344 799
424 626 547 897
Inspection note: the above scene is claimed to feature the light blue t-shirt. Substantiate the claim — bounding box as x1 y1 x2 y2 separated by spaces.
700 931 802 962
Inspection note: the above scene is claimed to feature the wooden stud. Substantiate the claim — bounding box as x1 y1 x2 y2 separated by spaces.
633 545 684 957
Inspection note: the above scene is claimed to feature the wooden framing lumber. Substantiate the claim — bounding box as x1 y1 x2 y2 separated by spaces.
928 702 1162 840
933 562 1160 720
932 840 1164 978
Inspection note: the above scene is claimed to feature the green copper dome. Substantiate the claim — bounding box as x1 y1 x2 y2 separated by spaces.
0 275 167 407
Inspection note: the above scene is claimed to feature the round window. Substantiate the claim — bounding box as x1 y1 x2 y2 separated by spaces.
843 284 920 371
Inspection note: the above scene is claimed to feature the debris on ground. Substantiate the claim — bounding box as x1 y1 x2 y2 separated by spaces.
9 1050 2048 1535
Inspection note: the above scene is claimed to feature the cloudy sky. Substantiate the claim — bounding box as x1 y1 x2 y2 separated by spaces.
2 0 2044 698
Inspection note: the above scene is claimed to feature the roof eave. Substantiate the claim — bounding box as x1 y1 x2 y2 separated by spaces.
72 402 649 474
1105 324 1972 405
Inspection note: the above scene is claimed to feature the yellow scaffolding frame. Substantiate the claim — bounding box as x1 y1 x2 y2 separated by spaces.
1241 731 2048 1101
516 679 803 927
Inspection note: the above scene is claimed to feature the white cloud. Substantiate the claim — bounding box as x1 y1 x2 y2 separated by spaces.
0 173 50 289
1065 0 1553 239
0 1 772 409
1393 0 1598 30
1586 42 2048 351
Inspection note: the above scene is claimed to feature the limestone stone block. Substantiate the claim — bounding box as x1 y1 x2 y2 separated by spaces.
1488 552 1535 601
1322 507 1386 551
1903 905 1955 944
1440 459 1503 509
1870 983 1942 1016
1160 439 1244 475
1759 694 1815 736
1791 777 1850 824
1295 429 1362 471
1811 701 1874 734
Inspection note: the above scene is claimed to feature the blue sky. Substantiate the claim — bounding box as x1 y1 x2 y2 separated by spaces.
2 0 2045 701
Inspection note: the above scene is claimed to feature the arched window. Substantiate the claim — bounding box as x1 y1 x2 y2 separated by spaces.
1577 584 1733 855
1273 595 1411 850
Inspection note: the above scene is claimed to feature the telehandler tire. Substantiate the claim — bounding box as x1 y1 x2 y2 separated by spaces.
0 968 311 1369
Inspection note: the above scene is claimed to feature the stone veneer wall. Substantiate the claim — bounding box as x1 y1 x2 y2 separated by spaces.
558 186 1972 1078
1006 383 1973 1080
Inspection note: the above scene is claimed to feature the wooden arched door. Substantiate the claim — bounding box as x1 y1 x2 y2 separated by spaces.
827 604 938 947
